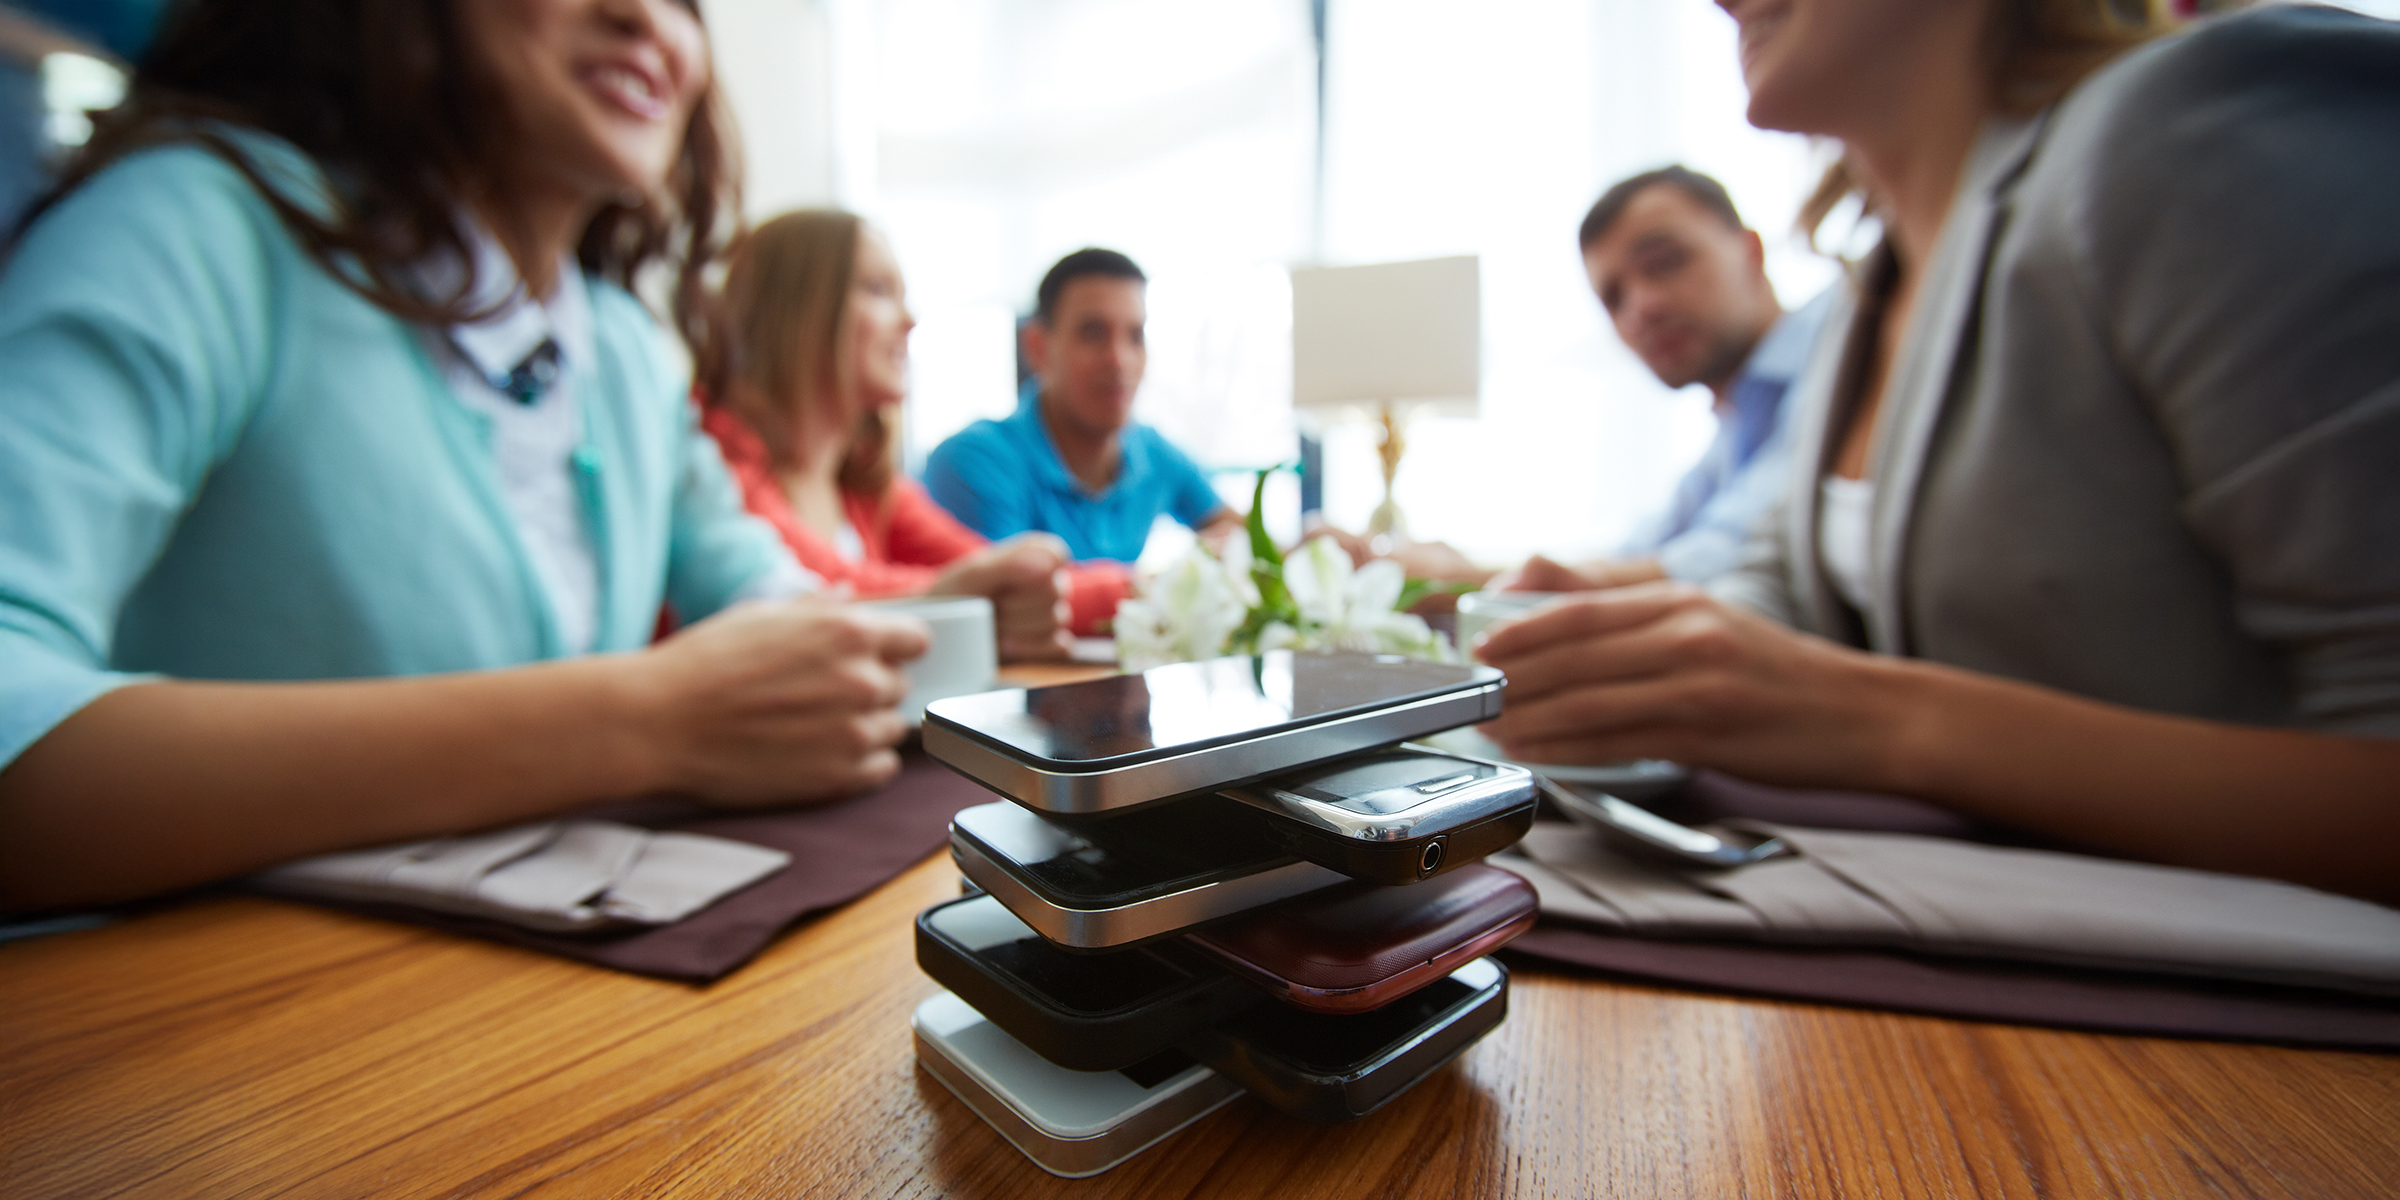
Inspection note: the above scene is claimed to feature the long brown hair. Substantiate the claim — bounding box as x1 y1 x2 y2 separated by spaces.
711 209 899 499
1799 0 2175 249
27 0 737 355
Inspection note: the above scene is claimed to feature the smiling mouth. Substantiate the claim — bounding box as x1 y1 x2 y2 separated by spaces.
581 62 669 121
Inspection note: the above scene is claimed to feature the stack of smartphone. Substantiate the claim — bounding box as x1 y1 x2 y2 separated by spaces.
909 651 1542 1177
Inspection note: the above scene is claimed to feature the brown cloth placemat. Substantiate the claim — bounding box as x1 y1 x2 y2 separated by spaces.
1503 770 2400 1050
275 753 992 981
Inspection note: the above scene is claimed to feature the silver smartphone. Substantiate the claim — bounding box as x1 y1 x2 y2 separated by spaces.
1218 746 1538 884
924 651 1505 816
913 989 1243 1178
949 799 1349 951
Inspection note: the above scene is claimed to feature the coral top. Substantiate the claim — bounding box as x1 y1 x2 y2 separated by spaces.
701 404 1129 635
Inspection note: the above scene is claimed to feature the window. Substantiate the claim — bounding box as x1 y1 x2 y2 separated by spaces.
718 0 1837 563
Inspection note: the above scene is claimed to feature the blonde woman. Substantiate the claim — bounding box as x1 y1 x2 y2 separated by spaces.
1482 1 2400 903
701 210 1132 662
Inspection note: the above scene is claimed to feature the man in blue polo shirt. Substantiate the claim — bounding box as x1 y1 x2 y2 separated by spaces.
924 249 1239 563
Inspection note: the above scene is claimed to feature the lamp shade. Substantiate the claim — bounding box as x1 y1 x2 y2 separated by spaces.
1290 255 1480 417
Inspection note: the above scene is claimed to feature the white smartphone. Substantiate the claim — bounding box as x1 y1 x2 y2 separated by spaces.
912 989 1243 1178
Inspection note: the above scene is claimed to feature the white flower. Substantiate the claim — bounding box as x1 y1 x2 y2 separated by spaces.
1115 547 1249 671
1280 539 1459 662
1214 533 1264 610
1253 620 1301 653
1115 532 1459 668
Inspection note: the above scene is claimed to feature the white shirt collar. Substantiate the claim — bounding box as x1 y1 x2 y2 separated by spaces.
419 216 593 390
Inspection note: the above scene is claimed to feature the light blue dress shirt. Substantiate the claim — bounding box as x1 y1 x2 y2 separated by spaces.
1620 290 1834 581
0 134 802 769
921 380 1228 563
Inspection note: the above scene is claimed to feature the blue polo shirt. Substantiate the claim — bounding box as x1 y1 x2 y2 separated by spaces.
923 381 1227 563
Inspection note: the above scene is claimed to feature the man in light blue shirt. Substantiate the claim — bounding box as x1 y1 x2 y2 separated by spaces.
1608 295 1830 584
924 249 1238 563
1573 165 1828 585
1395 166 1827 594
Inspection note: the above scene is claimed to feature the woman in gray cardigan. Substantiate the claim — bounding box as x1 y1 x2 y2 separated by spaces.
1479 1 2400 904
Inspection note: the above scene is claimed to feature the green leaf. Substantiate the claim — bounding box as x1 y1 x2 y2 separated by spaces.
1396 577 1481 612
1222 464 1307 655
1245 466 1283 570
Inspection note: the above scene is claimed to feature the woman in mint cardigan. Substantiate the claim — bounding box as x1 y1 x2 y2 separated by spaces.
0 0 926 911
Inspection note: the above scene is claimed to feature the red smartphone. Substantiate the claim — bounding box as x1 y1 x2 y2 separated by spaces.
1179 863 1536 1015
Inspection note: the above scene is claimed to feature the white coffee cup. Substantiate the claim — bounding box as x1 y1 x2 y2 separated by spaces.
863 595 998 722
1454 590 1564 652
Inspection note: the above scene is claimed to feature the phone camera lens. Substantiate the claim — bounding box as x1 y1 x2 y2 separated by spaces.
1419 840 1445 876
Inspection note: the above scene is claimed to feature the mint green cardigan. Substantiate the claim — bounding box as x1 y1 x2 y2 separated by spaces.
0 138 799 768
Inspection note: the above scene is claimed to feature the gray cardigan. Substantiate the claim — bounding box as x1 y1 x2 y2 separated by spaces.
1711 6 2400 737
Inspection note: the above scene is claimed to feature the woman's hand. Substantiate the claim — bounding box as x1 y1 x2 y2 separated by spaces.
927 535 1074 662
1487 553 1665 594
1474 581 2400 902
1474 581 1912 787
625 597 930 806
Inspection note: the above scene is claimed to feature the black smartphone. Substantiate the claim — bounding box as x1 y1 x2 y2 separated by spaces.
924 651 1504 816
948 798 1349 951
1218 747 1538 884
1178 957 1509 1123
915 893 1266 1073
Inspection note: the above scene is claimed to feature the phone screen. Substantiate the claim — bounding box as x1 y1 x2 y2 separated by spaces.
927 651 1497 769
953 798 1289 907
1278 750 1512 816
1210 958 1500 1077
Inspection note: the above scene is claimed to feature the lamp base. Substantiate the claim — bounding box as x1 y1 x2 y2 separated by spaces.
1368 402 1408 541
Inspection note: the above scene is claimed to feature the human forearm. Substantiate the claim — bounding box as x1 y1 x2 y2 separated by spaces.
927 537 1074 661
1866 658 2400 904
1573 558 1666 588
0 658 667 911
0 600 930 911
1487 554 1655 595
1196 509 1244 543
1480 585 2400 906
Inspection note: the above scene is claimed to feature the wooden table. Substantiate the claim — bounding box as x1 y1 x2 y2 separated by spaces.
5 666 2397 1197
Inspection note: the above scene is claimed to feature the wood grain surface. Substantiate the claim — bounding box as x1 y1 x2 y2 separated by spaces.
5 845 2398 1200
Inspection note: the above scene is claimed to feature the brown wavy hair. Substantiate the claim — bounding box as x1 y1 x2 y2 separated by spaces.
710 209 899 499
1799 0 2176 249
26 0 738 354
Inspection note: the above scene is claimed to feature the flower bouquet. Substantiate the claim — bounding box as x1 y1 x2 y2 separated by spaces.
1113 470 1466 671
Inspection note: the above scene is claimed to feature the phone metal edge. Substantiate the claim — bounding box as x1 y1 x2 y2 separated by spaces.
924 682 1504 815
950 831 1349 950
1221 759 1536 842
912 994 1243 1178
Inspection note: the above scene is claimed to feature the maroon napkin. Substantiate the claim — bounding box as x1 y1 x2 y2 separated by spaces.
274 753 993 981
1504 771 2400 1049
